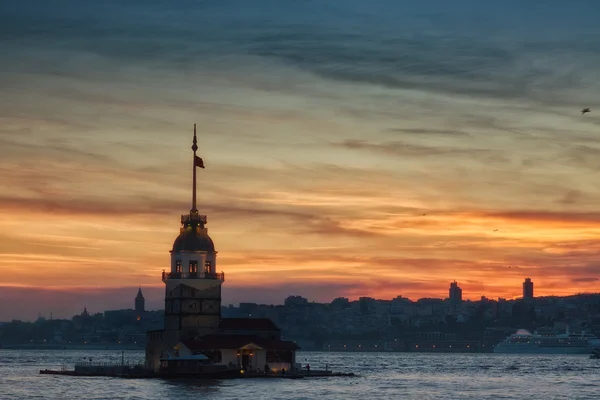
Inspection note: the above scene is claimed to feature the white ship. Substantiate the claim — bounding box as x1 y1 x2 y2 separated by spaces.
493 328 600 354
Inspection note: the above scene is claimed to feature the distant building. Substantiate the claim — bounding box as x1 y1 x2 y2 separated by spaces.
284 296 308 308
135 287 145 319
449 281 462 307
523 278 534 300
330 297 350 311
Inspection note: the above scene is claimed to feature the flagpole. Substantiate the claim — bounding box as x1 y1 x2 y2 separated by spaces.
191 123 198 212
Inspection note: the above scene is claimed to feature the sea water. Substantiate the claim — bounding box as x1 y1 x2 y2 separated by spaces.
1 350 599 399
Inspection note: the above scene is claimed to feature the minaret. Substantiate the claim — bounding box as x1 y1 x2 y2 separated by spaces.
135 287 145 319
162 124 224 341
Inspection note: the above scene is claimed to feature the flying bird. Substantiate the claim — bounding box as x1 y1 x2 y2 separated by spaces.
493 229 498 232
582 108 591 115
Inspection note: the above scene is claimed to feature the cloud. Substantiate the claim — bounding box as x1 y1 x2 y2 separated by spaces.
557 190 584 206
0 196 181 217
571 277 599 283
478 210 600 226
386 128 470 137
247 15 600 106
334 139 504 161
559 145 600 171
4 0 599 107
0 190 381 241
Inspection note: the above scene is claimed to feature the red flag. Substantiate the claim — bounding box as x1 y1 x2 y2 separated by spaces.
194 155 205 169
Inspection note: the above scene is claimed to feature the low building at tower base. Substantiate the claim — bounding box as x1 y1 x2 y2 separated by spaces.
146 317 300 374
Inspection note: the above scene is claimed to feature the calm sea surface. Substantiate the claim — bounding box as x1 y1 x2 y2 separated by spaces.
1 350 599 399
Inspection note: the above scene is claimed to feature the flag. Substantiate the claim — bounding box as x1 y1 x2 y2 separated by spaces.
194 155 205 169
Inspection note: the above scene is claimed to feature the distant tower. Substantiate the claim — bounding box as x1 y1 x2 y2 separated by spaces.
449 281 462 307
162 124 224 342
523 278 534 300
135 287 145 318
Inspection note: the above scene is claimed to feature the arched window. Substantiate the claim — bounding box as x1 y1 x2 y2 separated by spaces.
189 261 198 274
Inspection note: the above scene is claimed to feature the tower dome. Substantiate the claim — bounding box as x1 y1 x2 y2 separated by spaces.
171 213 215 253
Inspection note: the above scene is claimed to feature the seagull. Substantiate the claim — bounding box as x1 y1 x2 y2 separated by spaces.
582 108 591 115
493 229 498 232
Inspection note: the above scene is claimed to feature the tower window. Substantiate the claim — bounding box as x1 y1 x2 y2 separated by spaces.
176 261 182 274
204 261 211 274
189 261 198 274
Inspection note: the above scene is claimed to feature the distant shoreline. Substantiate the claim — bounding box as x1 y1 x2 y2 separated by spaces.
1 344 144 351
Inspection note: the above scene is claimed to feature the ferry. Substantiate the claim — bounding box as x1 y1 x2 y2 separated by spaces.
493 328 600 354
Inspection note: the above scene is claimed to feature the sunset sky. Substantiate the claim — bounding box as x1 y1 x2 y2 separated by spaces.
2 1 600 320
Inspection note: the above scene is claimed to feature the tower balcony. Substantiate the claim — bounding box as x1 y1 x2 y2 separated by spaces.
181 213 207 225
162 270 224 282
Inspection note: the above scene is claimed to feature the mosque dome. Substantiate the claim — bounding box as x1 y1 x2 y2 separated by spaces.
172 226 215 252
